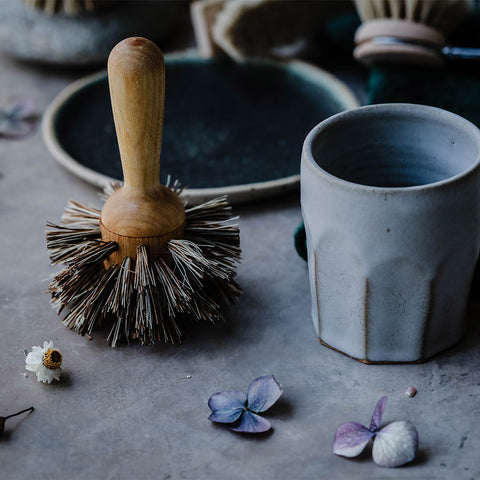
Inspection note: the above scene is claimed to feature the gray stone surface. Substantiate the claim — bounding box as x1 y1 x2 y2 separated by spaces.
0 49 480 480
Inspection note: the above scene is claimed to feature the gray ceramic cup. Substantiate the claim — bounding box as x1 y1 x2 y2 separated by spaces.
301 103 480 363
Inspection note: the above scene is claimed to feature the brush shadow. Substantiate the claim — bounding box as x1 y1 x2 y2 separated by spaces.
175 294 251 346
234 190 300 218
144 278 273 356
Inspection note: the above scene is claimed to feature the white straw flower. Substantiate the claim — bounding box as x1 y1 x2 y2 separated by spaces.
25 341 63 384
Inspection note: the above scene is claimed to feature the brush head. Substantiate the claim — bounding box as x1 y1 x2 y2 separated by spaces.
353 0 473 65
46 188 241 346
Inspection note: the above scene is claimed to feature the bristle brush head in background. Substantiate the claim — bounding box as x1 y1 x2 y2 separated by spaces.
212 0 353 61
353 0 474 66
21 0 108 15
355 0 472 33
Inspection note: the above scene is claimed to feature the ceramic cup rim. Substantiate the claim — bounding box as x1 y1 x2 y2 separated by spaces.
302 103 480 193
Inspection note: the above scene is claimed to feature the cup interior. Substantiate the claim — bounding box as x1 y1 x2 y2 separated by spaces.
309 105 480 188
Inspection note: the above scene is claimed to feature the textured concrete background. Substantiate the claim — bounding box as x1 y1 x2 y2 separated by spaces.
1 45 480 480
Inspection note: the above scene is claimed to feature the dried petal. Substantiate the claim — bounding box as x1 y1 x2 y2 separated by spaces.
230 410 271 433
0 118 34 138
333 422 374 457
372 421 419 468
0 97 36 139
406 386 417 398
208 391 246 424
4 96 35 118
246 375 283 413
369 396 388 432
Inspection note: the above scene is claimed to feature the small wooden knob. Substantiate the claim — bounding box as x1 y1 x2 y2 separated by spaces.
354 19 445 66
101 37 185 266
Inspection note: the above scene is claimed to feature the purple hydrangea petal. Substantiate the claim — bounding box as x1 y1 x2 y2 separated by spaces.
372 421 419 468
208 391 246 424
405 386 417 398
208 408 244 424
230 411 271 433
0 97 36 139
208 390 246 411
369 396 388 432
246 375 283 413
0 119 35 138
333 422 374 458
5 97 35 119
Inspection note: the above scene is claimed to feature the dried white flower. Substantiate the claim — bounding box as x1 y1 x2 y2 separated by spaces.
25 341 62 384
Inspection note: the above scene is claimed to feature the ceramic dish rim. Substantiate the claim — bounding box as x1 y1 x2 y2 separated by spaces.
302 102 480 194
42 50 360 205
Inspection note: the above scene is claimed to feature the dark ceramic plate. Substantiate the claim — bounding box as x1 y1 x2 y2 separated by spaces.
43 51 358 204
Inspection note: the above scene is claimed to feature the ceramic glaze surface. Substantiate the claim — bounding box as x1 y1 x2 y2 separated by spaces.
48 54 357 204
301 104 480 363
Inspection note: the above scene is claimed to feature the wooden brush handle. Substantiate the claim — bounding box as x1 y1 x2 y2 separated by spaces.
101 37 185 265
108 36 165 194
354 19 446 66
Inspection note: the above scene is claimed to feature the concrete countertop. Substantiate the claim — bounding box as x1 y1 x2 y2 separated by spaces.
1 48 479 480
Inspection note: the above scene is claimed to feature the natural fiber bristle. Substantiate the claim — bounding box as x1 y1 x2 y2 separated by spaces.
22 0 107 15
46 183 241 347
212 0 352 61
354 0 472 33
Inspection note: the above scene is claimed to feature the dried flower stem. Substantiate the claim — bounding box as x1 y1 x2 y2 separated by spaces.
3 406 34 420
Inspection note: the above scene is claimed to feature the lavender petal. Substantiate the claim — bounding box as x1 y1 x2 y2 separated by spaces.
0 118 35 138
5 97 35 119
246 374 283 413
208 408 244 424
372 421 419 468
369 396 388 432
230 411 271 433
406 386 417 398
333 422 374 458
208 390 246 424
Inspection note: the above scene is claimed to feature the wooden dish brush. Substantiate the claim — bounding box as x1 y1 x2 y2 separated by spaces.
46 37 241 347
353 0 479 66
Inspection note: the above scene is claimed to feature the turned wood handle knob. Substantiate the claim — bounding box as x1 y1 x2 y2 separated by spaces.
100 37 185 265
107 36 165 194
